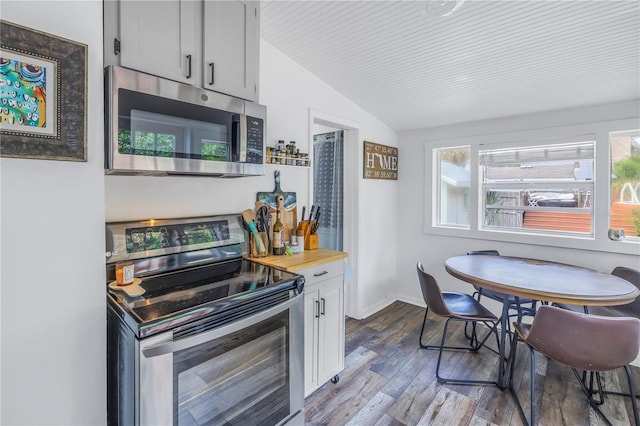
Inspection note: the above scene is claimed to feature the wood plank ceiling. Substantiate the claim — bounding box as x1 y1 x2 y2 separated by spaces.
260 1 640 133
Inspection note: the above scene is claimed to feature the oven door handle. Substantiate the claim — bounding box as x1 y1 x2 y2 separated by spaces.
141 293 302 358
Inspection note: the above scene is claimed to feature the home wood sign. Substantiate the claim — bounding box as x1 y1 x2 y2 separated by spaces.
363 141 398 180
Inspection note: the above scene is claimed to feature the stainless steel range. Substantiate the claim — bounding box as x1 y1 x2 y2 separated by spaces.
106 214 304 426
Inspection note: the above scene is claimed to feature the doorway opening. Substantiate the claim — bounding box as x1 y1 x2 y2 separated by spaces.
312 130 344 251
309 109 360 318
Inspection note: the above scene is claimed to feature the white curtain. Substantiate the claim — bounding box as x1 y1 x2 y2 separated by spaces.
313 131 344 250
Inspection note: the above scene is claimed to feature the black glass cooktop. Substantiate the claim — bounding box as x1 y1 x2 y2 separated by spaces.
108 258 301 338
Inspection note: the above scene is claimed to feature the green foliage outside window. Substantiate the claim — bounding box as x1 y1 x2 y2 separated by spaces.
202 143 227 161
612 153 640 236
117 130 175 157
484 191 502 226
613 153 640 180
633 207 640 236
118 130 131 154
117 131 228 161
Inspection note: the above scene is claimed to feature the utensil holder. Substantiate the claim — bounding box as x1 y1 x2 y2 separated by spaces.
249 231 269 257
305 234 318 250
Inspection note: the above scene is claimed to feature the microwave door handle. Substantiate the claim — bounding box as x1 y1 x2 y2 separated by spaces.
232 114 247 162
141 292 302 358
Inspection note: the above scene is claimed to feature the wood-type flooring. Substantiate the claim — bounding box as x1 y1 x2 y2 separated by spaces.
304 301 639 425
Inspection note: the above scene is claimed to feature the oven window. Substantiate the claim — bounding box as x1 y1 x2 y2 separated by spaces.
174 311 291 426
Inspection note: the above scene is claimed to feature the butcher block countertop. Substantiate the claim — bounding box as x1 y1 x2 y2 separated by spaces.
248 248 347 272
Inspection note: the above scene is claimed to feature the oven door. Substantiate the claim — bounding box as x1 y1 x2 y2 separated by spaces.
138 292 304 426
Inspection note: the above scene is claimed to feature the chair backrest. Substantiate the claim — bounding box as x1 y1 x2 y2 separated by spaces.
611 266 640 315
523 305 640 371
416 262 452 317
467 250 500 256
466 251 499 291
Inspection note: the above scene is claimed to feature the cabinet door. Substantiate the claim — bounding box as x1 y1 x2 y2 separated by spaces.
317 276 345 385
119 0 197 84
304 289 319 396
203 1 259 101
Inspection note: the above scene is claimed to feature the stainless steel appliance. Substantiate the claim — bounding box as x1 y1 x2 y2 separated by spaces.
105 66 266 177
106 214 304 426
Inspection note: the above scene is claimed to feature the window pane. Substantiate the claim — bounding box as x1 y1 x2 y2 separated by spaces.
156 134 175 157
436 147 470 227
480 140 594 235
201 142 228 162
610 130 640 239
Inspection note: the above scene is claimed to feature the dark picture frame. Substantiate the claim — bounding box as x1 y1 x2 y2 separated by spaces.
0 20 87 161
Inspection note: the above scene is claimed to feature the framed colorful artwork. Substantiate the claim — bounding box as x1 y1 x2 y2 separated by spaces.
0 20 87 161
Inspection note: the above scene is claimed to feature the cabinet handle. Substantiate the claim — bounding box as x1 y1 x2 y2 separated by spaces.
321 298 326 315
186 54 192 79
209 63 215 85
313 271 328 277
315 300 320 318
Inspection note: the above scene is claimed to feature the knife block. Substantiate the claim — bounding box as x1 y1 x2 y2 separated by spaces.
305 233 318 250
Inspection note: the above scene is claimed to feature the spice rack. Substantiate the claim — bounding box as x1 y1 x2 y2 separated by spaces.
266 140 311 167
267 154 311 167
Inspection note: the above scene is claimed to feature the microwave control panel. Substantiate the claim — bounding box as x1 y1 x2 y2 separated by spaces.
246 116 264 164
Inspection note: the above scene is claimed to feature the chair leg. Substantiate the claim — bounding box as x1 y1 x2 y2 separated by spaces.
624 365 640 426
571 368 615 426
508 331 533 426
419 306 430 348
465 290 482 342
469 321 500 353
434 319 450 383
594 372 605 405
594 369 640 401
464 320 477 342
421 311 498 354
423 317 500 387
530 349 536 426
575 366 640 426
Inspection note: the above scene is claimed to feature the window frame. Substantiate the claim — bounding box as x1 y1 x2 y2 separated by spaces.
423 117 639 256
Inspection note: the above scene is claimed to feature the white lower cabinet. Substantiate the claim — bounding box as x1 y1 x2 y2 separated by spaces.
301 260 345 397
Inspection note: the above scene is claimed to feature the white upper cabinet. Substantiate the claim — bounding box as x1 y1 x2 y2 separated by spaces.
104 0 259 101
118 1 197 85
203 1 259 101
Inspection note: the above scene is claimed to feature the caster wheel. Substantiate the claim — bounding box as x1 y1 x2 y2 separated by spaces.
331 375 339 384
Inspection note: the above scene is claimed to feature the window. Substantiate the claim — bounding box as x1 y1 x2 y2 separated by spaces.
480 139 595 235
610 130 640 239
436 147 470 228
427 118 639 252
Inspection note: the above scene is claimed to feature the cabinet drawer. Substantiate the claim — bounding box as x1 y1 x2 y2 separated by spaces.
298 260 343 287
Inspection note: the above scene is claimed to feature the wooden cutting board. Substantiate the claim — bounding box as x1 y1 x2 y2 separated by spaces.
257 170 297 242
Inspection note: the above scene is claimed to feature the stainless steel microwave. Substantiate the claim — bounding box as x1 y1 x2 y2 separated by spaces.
105 66 266 177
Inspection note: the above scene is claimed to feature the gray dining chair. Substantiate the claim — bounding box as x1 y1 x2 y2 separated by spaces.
555 266 640 404
556 266 640 317
417 262 501 386
510 305 640 426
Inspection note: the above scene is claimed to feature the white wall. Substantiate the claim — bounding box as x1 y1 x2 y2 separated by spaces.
261 42 400 318
396 102 640 310
1 1 106 425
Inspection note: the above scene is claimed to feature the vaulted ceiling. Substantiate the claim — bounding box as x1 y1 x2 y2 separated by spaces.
260 1 640 133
